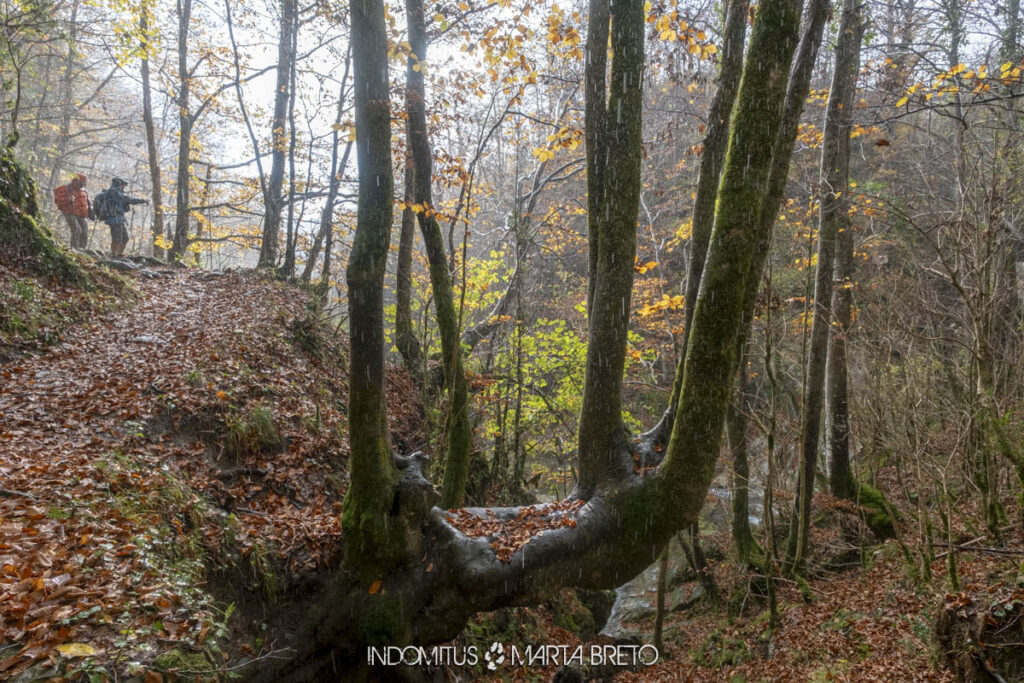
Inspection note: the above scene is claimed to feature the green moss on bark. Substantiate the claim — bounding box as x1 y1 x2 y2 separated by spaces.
0 149 86 285
658 0 802 529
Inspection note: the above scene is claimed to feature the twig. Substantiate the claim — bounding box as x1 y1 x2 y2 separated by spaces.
236 507 271 519
933 544 1024 557
934 523 1019 560
0 488 36 500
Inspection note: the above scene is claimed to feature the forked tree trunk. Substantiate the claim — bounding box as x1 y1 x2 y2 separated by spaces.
263 0 803 677
575 0 645 495
659 0 802 526
404 0 472 508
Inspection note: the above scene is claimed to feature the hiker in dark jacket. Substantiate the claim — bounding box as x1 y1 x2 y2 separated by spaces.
101 177 147 258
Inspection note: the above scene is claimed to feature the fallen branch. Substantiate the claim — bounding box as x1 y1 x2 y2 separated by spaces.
934 524 1019 560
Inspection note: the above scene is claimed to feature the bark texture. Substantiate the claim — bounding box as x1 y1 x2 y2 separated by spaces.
825 0 864 501
577 0 645 495
394 152 424 377
790 0 861 567
257 0 298 269
404 0 472 508
140 2 165 260
170 0 192 260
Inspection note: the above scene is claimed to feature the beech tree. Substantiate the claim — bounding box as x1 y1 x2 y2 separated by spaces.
258 0 808 676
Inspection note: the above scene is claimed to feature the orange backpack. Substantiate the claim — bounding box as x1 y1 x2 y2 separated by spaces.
54 184 73 213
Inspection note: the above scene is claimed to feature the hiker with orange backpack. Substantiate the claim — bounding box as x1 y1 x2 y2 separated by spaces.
53 174 91 249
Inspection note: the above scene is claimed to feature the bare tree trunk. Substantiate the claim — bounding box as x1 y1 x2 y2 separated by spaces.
395 153 423 377
825 0 864 501
140 1 165 260
170 0 193 260
225 0 268 204
258 0 297 269
301 53 350 284
46 0 79 193
282 6 300 277
404 0 472 507
791 0 863 569
728 342 762 564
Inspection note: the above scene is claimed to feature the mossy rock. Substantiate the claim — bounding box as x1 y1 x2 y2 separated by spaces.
0 149 86 285
695 628 751 668
854 482 897 539
547 588 598 638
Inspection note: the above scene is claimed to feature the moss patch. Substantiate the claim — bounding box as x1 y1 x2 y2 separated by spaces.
0 148 86 285
224 406 283 462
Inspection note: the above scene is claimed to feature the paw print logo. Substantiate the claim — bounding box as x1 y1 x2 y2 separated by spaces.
484 641 505 670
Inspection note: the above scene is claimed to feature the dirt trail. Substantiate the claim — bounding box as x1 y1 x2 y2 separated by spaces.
0 269 395 678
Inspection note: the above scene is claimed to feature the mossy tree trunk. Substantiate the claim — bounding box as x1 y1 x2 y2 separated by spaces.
340 0 399 566
825 0 864 501
576 0 645 496
789 0 861 569
395 151 424 379
404 0 472 508
658 0 802 528
0 149 85 284
663 0 749 426
269 0 805 677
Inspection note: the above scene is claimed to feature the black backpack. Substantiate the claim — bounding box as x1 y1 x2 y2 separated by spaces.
93 190 115 221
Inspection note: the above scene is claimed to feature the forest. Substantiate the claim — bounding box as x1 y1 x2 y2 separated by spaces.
1 0 1023 678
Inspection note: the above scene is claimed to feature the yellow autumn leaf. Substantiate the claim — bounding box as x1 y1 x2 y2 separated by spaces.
57 643 100 657
896 96 908 107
